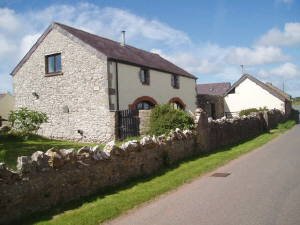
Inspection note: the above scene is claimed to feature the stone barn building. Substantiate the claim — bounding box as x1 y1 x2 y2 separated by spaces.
196 82 231 119
11 22 197 142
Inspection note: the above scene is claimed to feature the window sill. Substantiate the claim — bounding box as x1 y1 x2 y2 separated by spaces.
45 72 63 77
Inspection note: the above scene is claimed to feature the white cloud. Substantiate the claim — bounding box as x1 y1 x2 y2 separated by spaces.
153 44 289 79
25 3 190 47
19 33 41 58
0 8 21 33
225 46 288 65
258 63 300 79
0 3 191 92
257 23 300 46
0 3 299 97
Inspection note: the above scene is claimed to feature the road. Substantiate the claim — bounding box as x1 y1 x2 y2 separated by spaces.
106 125 300 225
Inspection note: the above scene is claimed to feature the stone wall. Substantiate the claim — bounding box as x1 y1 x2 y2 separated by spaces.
0 108 287 224
139 110 152 135
13 25 115 143
197 94 225 119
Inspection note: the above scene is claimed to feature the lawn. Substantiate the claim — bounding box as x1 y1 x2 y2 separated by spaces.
292 97 300 105
0 134 101 169
19 120 296 225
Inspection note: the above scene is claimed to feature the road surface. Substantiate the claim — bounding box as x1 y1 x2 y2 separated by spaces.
106 125 300 225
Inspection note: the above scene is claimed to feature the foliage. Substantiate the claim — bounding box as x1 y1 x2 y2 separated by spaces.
239 106 268 117
0 126 11 135
292 97 300 105
8 107 48 136
289 108 300 124
148 104 194 136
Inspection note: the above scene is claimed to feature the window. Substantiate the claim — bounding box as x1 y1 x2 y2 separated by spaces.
139 68 150 85
45 53 62 74
136 101 154 110
171 102 184 110
228 88 235 94
171 74 179 89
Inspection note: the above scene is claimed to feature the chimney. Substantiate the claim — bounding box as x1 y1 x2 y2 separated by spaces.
121 30 126 46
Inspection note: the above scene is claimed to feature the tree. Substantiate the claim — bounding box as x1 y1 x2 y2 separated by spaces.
8 107 48 136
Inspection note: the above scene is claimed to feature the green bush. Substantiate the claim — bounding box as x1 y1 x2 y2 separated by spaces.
148 104 194 136
8 107 48 136
239 107 268 117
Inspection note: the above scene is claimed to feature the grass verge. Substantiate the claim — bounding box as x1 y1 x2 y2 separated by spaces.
0 134 103 169
21 120 296 225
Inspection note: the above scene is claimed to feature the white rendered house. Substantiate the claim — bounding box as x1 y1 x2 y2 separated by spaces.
224 74 291 116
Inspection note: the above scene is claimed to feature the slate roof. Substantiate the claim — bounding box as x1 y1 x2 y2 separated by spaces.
196 82 231 96
11 22 196 79
224 74 291 101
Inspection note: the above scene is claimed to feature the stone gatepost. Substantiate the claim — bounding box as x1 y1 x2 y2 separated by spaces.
257 112 268 132
139 110 152 135
194 108 210 152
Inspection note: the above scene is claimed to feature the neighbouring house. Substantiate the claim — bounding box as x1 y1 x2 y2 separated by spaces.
0 92 14 126
196 82 231 119
11 22 197 142
224 74 292 117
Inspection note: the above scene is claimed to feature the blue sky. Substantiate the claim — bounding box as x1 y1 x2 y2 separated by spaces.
1 0 300 96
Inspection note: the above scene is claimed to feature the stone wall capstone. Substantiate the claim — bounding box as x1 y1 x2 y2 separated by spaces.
0 108 288 224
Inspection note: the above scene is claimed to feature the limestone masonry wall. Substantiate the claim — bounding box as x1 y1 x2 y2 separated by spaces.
13 27 115 143
0 109 287 224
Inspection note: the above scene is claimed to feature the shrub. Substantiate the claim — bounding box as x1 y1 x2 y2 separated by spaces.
239 107 268 117
289 108 299 124
148 104 194 136
8 107 48 136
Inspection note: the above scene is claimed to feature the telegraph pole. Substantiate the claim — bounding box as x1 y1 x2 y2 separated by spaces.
240 65 245 74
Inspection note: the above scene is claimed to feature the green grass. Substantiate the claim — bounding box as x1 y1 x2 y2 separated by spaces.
292 98 300 105
0 134 102 169
19 120 296 225
115 136 142 147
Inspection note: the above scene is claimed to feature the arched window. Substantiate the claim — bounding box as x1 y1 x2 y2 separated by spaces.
137 101 154 110
169 97 186 110
171 101 184 110
130 96 158 110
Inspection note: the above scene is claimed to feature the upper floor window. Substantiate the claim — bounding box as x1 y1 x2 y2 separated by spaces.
171 74 179 89
139 68 150 85
45 53 62 74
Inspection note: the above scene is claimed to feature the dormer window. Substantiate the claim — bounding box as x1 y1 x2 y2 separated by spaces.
139 68 150 85
171 74 179 89
45 53 62 75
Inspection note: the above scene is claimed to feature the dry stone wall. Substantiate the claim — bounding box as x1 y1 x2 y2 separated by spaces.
0 109 287 224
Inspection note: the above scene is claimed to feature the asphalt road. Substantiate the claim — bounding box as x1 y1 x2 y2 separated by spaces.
106 124 300 225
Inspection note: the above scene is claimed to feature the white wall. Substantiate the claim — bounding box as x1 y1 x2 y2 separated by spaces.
117 63 197 111
224 78 285 113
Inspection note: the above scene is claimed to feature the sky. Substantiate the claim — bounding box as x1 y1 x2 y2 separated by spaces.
0 0 300 96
